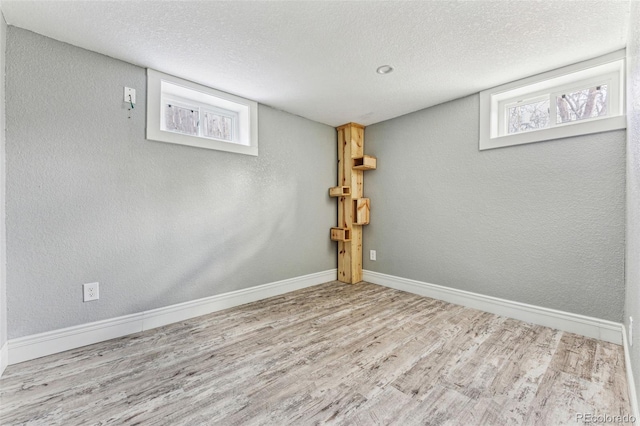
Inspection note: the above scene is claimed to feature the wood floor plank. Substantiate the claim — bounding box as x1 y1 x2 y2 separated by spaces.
0 281 633 425
390 311 505 400
523 332 633 426
337 385 415 426
591 340 631 410
392 384 476 425
550 333 598 381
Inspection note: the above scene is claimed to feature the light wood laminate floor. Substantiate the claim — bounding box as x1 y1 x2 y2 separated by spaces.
0 281 633 425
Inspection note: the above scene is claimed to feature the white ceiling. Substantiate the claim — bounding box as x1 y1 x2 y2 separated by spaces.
1 1 631 127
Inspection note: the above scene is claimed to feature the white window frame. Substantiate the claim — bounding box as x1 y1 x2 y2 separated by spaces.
479 50 625 150
147 69 258 156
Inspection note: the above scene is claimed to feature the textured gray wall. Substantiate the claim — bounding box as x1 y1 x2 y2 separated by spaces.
5 27 336 339
0 14 6 351
625 1 640 410
364 94 625 322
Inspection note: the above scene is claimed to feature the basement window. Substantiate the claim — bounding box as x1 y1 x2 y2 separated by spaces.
479 50 625 150
147 69 258 156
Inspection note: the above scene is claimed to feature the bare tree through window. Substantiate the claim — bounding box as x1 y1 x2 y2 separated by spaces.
508 100 550 134
203 111 233 141
556 85 607 124
164 103 199 136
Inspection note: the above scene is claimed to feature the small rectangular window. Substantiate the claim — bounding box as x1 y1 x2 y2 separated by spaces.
147 69 258 156
480 50 625 150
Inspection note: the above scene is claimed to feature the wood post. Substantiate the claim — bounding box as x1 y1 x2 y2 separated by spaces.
332 122 376 284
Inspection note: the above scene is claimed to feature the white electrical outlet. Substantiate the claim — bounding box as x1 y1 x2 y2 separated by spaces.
370 250 376 261
630 316 634 347
83 282 99 302
124 87 136 104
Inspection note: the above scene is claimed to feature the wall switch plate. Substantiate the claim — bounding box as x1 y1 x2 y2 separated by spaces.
370 250 376 261
124 87 136 104
630 316 634 346
83 282 99 302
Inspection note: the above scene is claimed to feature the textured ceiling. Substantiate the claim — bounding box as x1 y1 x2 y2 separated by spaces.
1 1 631 127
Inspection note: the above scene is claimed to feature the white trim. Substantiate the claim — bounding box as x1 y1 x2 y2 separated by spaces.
142 269 336 331
482 115 626 151
0 341 7 376
7 270 336 365
363 270 623 345
622 324 640 420
480 50 626 150
8 313 144 365
147 68 258 156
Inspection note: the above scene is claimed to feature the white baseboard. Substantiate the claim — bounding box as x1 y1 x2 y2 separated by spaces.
0 341 7 376
7 269 336 365
141 269 336 330
363 270 623 345
8 313 145 366
622 324 640 420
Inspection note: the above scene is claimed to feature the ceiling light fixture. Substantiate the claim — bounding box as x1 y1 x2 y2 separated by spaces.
376 65 394 75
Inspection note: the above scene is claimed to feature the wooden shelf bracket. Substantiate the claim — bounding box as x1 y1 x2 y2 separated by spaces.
353 198 370 225
352 155 377 170
330 227 351 242
329 186 351 197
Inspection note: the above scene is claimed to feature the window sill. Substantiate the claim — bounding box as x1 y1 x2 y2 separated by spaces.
146 69 259 156
479 115 626 151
